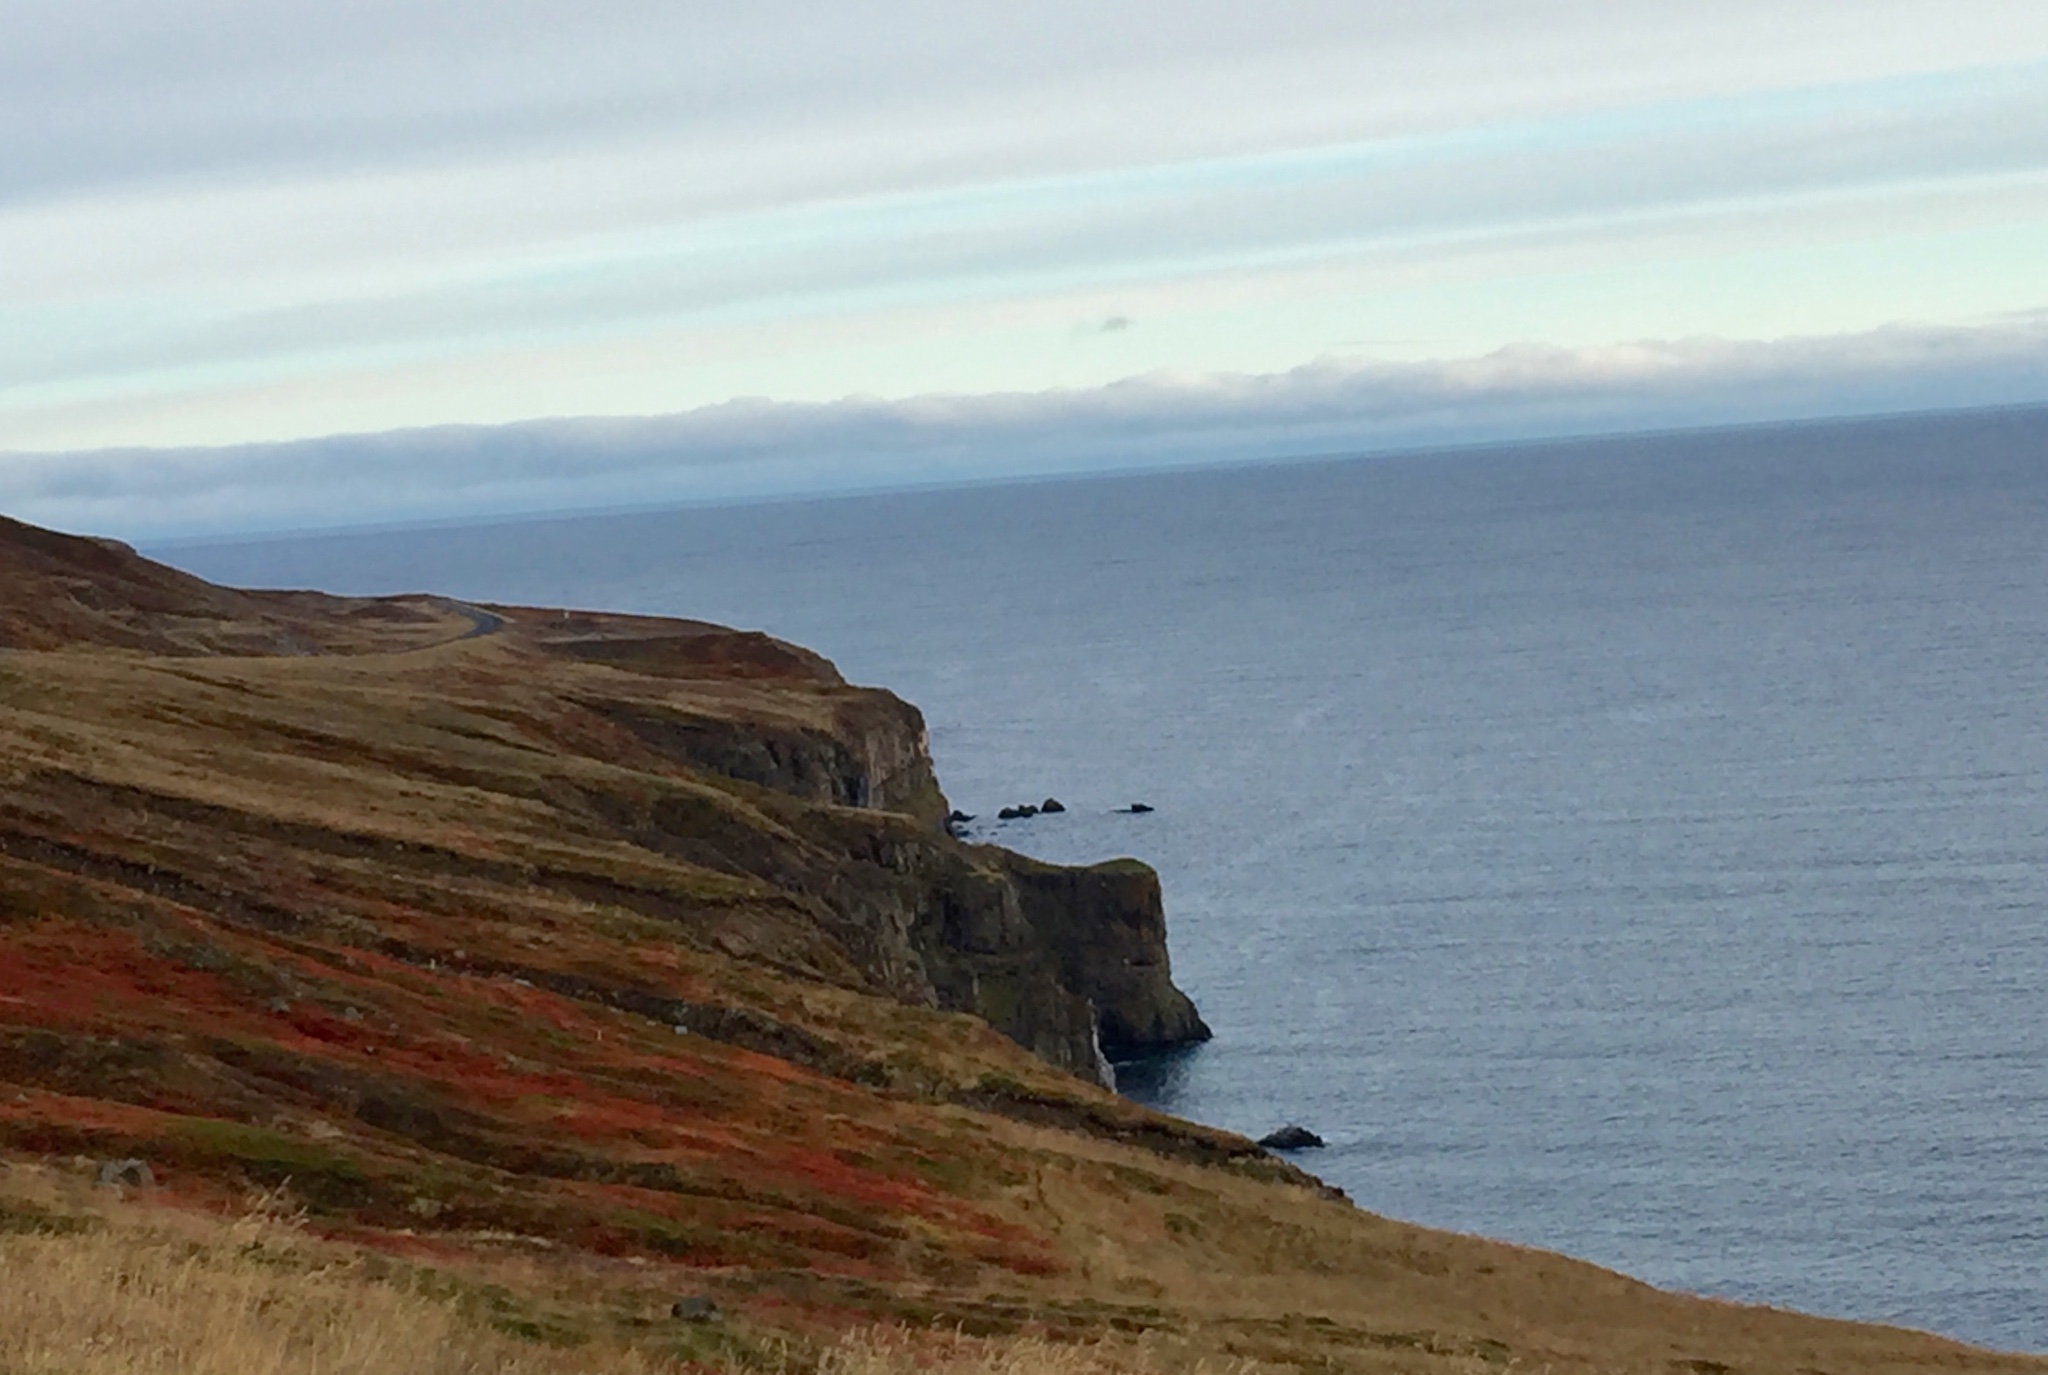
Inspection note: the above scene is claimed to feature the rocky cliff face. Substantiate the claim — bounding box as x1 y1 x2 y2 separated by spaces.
860 833 1210 1084
561 656 1209 1085
1002 856 1210 1056
0 518 1205 1091
590 692 947 827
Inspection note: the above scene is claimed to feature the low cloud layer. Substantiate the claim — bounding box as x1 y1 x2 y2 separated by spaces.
6 317 2046 542
5 5 2045 461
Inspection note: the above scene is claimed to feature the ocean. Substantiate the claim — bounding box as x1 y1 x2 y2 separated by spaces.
166 406 2048 1351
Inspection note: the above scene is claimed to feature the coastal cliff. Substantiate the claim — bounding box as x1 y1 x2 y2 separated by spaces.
4 513 2028 1375
513 600 1209 1084
538 623 1211 1084
0 517 1204 1095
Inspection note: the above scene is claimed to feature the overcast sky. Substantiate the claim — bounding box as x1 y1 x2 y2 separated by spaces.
5 2 2048 536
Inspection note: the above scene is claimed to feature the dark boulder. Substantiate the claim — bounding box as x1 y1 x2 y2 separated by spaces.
948 810 976 823
1258 1125 1324 1151
1040 797 1066 813
1123 803 1155 814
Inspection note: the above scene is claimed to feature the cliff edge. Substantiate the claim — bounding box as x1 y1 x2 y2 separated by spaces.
0 517 1205 1088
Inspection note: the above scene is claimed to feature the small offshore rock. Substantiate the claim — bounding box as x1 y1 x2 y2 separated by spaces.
1124 803 1155 814
1040 797 1066 813
671 1296 720 1323
948 810 976 823
1258 1124 1324 1151
96 1158 156 1189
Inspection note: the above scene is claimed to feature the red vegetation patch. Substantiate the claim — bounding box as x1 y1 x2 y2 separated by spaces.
0 925 249 1037
0 904 1049 1287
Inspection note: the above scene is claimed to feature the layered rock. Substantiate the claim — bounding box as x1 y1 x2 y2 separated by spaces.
569 703 1207 1085
890 844 1209 1083
587 692 946 827
1000 856 1210 1055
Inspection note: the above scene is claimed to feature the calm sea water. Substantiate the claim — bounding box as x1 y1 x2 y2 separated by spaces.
168 408 2048 1351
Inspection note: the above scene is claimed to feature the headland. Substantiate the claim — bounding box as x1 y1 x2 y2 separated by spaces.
0 513 2036 1374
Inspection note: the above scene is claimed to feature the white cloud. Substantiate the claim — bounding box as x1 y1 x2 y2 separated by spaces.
3 3 2048 459
10 2 2046 204
8 317 2046 541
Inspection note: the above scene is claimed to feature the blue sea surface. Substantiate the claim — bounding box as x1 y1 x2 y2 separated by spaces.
168 407 2048 1351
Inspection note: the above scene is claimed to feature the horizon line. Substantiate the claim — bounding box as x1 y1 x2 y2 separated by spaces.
140 396 2048 552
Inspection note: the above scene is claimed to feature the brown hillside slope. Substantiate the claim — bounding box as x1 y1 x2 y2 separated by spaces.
0 515 2036 1374
0 513 474 655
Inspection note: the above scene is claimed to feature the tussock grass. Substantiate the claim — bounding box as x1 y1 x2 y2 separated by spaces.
821 1330 1254 1375
0 1166 1230 1375
0 1174 653 1375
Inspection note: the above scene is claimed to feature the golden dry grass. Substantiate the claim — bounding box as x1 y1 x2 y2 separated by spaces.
820 1330 1268 1375
4 1105 2046 1375
0 1164 1254 1375
0 1170 658 1375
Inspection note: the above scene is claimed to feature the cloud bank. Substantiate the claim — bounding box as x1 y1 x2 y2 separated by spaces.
8 317 2047 542
4 4 2046 460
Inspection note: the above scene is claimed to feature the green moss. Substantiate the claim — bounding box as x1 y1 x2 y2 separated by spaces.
974 1070 1031 1097
652 1318 800 1371
1108 1163 1174 1196
882 776 950 829
490 1313 590 1347
973 972 1024 1032
906 1152 980 1195
0 1198 97 1237
173 1119 364 1174
168 1118 374 1210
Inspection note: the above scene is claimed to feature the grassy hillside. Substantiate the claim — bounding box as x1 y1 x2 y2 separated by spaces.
0 516 2038 1373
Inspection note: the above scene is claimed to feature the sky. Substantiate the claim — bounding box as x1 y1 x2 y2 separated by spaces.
5 1 2048 538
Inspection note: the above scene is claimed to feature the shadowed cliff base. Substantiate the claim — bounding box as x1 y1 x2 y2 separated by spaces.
0 514 2039 1374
